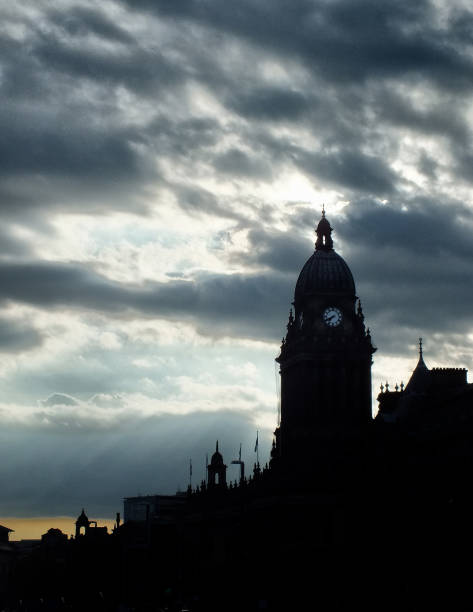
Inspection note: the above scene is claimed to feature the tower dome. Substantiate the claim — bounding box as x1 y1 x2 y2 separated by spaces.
295 210 355 300
210 441 224 465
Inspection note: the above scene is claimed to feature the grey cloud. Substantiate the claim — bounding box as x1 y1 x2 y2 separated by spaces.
0 114 143 181
147 117 221 157
0 226 33 257
335 200 473 341
453 150 473 186
375 88 470 146
337 198 473 260
31 26 185 94
1 0 471 230
170 184 228 218
297 149 398 195
2 193 472 352
40 394 80 408
0 261 291 342
47 6 135 45
120 0 473 91
417 152 439 179
229 226 310 274
213 148 273 180
228 87 310 121
0 318 43 353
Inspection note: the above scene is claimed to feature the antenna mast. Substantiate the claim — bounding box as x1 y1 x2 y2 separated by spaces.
231 443 245 482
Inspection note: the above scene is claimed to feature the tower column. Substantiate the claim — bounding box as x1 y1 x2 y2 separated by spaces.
276 211 376 465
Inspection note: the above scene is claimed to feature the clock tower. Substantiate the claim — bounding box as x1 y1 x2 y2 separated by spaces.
276 210 375 463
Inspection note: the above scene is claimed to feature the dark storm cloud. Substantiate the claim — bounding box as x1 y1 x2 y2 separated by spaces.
0 261 292 342
1 0 471 228
229 226 310 274
297 149 398 195
0 11 188 214
120 0 473 90
0 226 33 257
0 113 142 181
47 6 134 44
0 0 472 362
2 198 471 350
374 89 470 146
33 36 183 94
335 199 473 340
228 87 310 121
338 197 473 257
214 148 273 180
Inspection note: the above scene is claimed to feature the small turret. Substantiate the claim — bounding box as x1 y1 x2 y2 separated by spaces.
207 441 227 488
405 338 430 393
75 508 90 538
315 206 334 251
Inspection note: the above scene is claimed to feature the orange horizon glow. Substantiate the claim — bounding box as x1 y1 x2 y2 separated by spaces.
0 516 117 541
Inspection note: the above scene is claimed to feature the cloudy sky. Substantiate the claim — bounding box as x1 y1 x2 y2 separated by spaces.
1 0 473 524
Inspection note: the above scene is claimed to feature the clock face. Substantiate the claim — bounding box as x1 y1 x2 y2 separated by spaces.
323 307 342 327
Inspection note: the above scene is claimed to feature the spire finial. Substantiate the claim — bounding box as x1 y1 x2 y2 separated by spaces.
419 337 423 357
216 440 219 452
322 203 325 217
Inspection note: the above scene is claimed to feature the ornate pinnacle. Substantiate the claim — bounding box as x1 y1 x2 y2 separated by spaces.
287 308 294 330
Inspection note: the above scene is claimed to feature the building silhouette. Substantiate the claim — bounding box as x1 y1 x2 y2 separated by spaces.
173 211 473 610
0 525 14 601
276 209 375 469
5 211 473 611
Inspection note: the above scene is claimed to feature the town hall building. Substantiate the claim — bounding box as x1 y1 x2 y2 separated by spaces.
171 210 473 611
7 211 473 611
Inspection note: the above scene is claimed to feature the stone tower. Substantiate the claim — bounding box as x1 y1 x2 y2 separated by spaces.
276 210 375 462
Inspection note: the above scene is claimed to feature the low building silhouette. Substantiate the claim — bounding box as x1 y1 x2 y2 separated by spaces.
0 525 14 603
